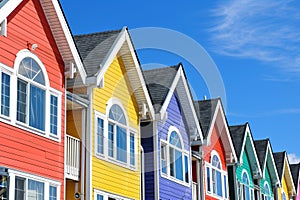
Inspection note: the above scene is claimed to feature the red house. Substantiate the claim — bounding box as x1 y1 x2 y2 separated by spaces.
192 98 237 200
0 0 84 199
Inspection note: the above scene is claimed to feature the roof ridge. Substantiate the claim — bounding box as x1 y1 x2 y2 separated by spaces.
74 29 122 37
229 123 247 128
194 97 220 103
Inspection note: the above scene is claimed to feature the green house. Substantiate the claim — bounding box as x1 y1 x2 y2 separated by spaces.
228 123 263 200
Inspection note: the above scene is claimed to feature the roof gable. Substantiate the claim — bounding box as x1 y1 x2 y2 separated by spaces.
144 64 202 141
254 139 280 184
193 98 237 163
290 163 300 193
230 123 262 176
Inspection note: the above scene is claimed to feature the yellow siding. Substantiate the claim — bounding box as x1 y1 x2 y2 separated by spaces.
278 159 293 200
91 57 140 200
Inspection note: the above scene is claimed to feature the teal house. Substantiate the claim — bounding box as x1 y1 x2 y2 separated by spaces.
228 123 263 200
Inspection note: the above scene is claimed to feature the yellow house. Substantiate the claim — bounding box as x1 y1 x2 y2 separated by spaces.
66 27 154 200
273 151 296 200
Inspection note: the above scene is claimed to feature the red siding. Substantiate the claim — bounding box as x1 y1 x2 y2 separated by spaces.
0 0 65 199
203 124 227 200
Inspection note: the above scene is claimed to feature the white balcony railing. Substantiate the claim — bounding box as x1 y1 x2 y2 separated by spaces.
65 135 80 181
192 182 198 200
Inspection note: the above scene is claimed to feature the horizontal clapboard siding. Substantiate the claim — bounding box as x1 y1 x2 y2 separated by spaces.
0 0 65 199
158 94 192 200
92 57 140 200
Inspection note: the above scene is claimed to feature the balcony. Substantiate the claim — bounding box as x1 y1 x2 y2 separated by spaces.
65 135 80 181
192 182 198 200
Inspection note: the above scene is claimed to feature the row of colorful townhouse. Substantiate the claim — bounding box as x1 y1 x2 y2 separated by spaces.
0 0 300 200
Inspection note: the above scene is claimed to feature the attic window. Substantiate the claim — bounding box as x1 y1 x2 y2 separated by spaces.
0 18 7 37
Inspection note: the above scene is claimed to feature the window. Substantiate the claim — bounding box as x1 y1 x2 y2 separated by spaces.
282 191 286 200
8 169 60 200
241 171 253 200
160 127 190 185
206 151 228 199
161 142 167 174
262 182 272 200
95 189 131 200
0 51 62 140
0 72 10 117
0 174 8 200
95 101 137 169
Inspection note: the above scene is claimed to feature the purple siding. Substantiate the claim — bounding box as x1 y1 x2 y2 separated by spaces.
141 122 156 200
158 94 192 199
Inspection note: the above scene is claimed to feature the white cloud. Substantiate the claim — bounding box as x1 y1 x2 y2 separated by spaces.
288 153 300 164
209 0 300 72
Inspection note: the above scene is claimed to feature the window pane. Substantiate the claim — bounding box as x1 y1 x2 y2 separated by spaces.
108 123 114 157
130 133 135 166
50 95 58 135
161 144 167 174
19 57 45 85
0 175 8 200
212 169 216 194
17 79 27 123
169 131 182 148
206 167 211 192
109 104 126 125
15 177 25 200
245 186 250 200
212 155 221 169
97 194 104 200
29 85 45 131
28 179 44 200
184 155 189 183
224 175 227 198
97 118 104 154
169 147 175 177
49 186 57 200
175 149 183 181
1 73 10 116
216 171 222 196
242 172 249 185
116 126 127 163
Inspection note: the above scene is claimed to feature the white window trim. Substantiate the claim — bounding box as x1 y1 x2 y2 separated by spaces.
94 99 138 171
0 50 62 142
0 18 7 37
8 169 61 200
0 63 13 120
262 181 273 200
240 170 254 200
94 188 133 200
205 150 229 200
160 126 190 187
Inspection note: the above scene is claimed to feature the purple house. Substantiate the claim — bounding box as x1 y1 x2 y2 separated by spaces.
141 64 202 200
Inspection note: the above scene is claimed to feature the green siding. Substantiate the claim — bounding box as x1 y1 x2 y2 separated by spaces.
236 146 254 188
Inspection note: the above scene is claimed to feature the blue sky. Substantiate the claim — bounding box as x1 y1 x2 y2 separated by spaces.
60 0 300 163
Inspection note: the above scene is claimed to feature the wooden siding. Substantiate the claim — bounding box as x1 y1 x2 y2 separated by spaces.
236 150 255 187
260 165 273 196
157 94 192 200
277 159 294 200
0 0 65 199
141 121 155 200
91 56 140 200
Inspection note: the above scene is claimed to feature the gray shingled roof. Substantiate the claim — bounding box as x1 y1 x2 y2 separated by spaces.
273 152 285 180
74 29 122 77
290 163 300 191
254 139 269 169
143 65 180 113
193 98 219 138
229 124 247 159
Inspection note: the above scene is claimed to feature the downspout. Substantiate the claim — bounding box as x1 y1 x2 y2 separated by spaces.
86 86 93 200
199 145 205 200
232 164 238 200
196 159 201 200
153 118 159 200
81 108 86 199
141 146 145 200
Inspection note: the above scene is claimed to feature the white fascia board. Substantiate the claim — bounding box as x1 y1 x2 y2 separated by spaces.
50 0 87 83
0 0 22 24
206 101 237 162
178 66 203 142
284 154 296 194
124 30 155 120
94 27 126 85
266 143 281 185
244 124 263 175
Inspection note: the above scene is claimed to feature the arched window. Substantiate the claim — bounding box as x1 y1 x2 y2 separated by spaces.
159 126 189 185
262 182 272 200
95 100 136 169
241 171 251 200
17 57 46 130
206 151 228 199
